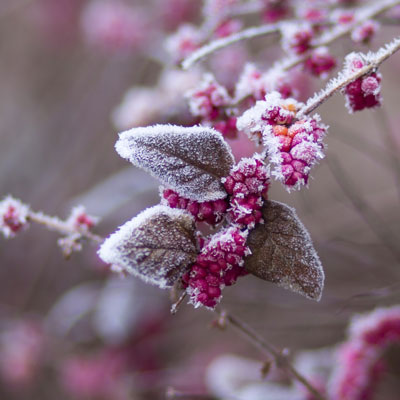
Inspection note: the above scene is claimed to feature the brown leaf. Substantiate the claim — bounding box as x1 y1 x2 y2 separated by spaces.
115 124 234 202
244 200 324 301
98 206 198 288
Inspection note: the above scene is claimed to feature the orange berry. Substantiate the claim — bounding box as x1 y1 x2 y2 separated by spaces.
272 125 288 136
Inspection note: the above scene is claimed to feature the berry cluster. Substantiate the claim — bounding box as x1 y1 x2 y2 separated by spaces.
66 206 98 232
262 0 290 23
282 22 314 55
187 73 238 138
237 91 327 189
344 54 382 113
182 227 250 308
330 306 400 400
222 155 270 229
162 189 228 225
351 20 379 44
304 47 336 78
0 196 29 239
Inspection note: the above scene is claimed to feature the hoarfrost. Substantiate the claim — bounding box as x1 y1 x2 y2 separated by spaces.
98 205 198 289
244 200 324 301
115 124 234 201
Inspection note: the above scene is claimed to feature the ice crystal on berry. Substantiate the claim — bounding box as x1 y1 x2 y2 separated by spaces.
187 73 231 120
222 154 270 228
162 188 228 225
343 53 382 113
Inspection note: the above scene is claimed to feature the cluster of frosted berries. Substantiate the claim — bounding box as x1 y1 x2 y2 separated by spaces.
182 227 250 308
304 47 336 78
351 20 379 44
162 189 228 225
237 91 327 189
262 0 290 22
282 22 314 55
234 64 294 103
187 74 230 120
186 74 239 138
165 24 203 62
343 53 382 113
66 206 98 232
0 196 29 239
222 155 270 229
330 306 400 400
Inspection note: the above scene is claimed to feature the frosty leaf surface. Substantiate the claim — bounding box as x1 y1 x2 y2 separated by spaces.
115 124 234 202
98 205 197 289
244 200 324 301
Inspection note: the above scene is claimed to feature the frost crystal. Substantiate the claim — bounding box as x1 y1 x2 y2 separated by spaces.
98 205 197 288
115 124 234 202
244 200 325 301
182 227 250 309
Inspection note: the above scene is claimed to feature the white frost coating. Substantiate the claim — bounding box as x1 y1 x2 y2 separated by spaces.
0 195 30 238
115 124 234 202
348 305 400 340
98 205 197 289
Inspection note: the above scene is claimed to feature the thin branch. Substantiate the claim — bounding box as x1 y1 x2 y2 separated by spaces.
373 108 400 199
28 210 103 244
182 0 400 70
182 24 280 70
213 309 327 400
298 36 400 116
326 156 400 264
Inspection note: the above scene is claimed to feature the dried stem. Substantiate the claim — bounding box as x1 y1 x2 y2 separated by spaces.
298 36 400 116
182 24 280 70
28 210 103 244
373 108 400 199
182 0 400 70
326 156 400 264
213 309 327 400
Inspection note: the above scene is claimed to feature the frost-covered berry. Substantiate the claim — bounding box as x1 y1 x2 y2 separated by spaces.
214 117 238 139
329 306 400 400
66 205 99 232
351 20 379 44
187 74 231 120
0 196 30 238
182 227 250 308
331 9 354 25
304 47 336 78
343 54 382 113
214 19 243 38
162 189 228 225
262 0 290 22
234 64 295 103
222 155 270 228
282 22 314 55
236 91 302 144
165 24 203 62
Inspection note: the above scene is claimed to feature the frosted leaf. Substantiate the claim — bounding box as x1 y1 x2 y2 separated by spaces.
98 205 198 289
115 124 234 201
244 201 324 301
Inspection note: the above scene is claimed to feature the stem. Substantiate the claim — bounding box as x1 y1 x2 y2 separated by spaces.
213 309 327 400
28 211 103 244
182 0 400 70
298 36 400 116
326 156 400 264
374 108 400 199
182 24 280 70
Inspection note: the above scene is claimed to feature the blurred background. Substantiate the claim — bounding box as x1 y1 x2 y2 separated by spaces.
0 0 399 399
